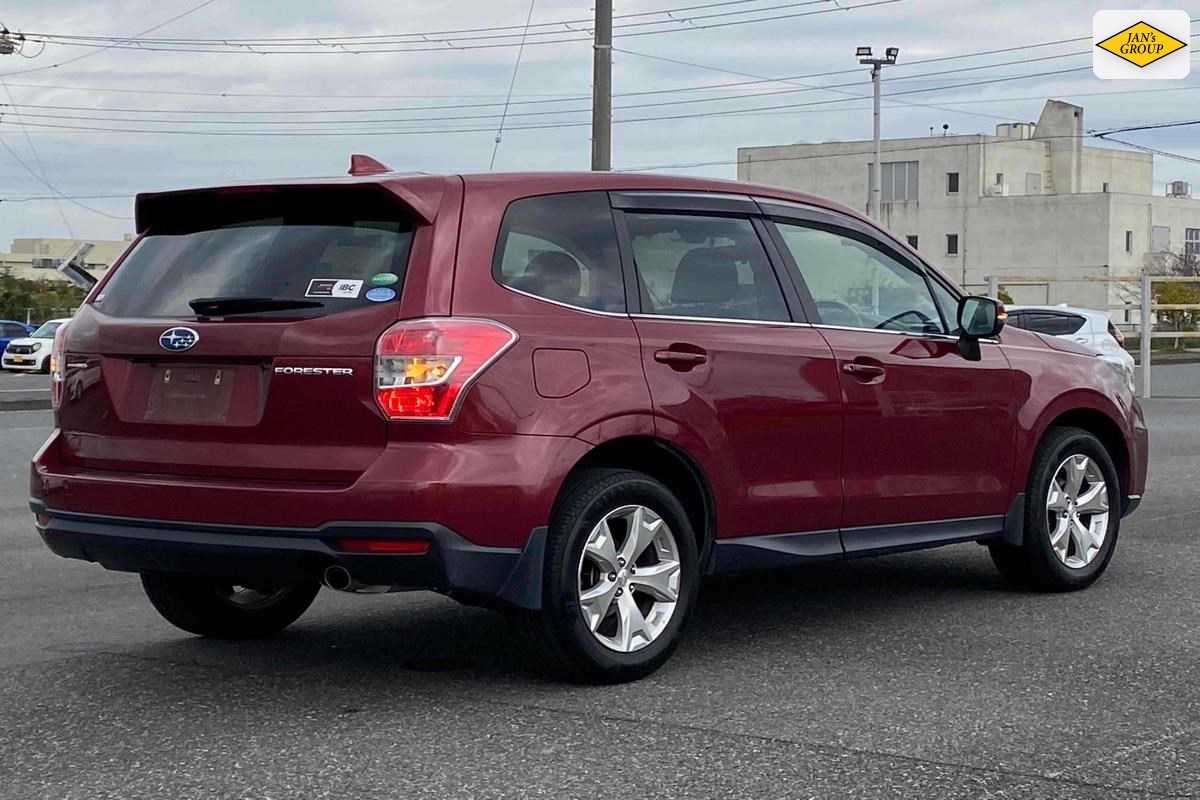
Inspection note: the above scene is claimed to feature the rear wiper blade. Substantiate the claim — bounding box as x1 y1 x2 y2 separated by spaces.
188 296 325 316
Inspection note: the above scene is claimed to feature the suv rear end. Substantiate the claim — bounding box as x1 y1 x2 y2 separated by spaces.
31 172 595 615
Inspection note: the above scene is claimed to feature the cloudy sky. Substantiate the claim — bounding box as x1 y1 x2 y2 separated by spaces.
0 0 1196 246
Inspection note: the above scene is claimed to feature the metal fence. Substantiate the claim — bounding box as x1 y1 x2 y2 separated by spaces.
980 274 1200 399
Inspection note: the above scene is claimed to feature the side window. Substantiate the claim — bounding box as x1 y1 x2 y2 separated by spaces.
1005 313 1026 330
492 192 626 312
927 276 961 333
774 222 945 334
624 213 789 322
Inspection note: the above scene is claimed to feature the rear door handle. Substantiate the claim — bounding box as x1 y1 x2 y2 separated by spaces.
654 349 708 368
842 362 886 382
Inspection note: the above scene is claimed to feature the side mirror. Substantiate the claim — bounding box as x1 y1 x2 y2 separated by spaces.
957 296 1006 339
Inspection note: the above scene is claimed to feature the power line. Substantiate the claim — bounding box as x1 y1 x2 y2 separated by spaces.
0 64 1102 137
0 0 219 78
11 0 906 56
0 30 1105 108
0 50 1100 130
490 0 538 170
0 77 73 236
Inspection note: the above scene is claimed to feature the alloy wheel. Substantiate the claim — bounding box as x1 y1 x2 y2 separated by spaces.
576 504 682 653
1046 454 1110 569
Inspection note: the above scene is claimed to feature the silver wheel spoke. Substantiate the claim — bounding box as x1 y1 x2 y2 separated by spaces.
579 579 619 632
1076 482 1109 515
1049 516 1071 560
1071 517 1093 560
617 505 662 566
584 520 620 573
1064 456 1088 500
629 560 680 602
614 590 650 652
1047 484 1070 513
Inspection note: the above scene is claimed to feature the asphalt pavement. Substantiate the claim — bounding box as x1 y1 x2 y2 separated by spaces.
0 403 1197 799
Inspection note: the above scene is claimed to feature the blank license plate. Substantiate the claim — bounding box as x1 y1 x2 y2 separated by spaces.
144 366 234 424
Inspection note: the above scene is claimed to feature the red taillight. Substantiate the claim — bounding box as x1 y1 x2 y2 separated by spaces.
1108 321 1125 347
374 317 516 421
50 322 69 409
336 538 430 554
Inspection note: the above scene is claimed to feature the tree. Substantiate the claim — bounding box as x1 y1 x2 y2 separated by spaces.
1144 249 1200 349
0 268 87 323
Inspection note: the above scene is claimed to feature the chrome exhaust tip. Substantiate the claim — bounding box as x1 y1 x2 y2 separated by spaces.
321 565 392 594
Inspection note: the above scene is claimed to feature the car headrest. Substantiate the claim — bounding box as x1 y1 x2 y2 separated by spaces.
671 247 739 306
515 251 582 303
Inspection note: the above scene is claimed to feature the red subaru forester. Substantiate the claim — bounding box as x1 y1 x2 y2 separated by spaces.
32 162 1148 683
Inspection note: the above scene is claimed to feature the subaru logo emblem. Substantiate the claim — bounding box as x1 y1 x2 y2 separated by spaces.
159 327 199 352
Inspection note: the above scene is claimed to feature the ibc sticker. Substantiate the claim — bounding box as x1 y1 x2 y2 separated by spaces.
365 287 396 302
1094 10 1190 79
306 278 364 298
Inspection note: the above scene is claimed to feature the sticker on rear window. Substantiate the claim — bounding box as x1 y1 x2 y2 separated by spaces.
306 278 363 299
365 287 396 302
371 272 399 286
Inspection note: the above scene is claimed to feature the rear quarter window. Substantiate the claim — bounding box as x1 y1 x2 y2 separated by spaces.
492 192 626 312
96 188 414 319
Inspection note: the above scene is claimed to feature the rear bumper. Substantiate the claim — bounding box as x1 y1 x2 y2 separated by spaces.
31 501 547 609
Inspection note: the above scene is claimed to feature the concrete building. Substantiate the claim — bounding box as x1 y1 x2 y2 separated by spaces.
0 235 134 282
737 100 1200 311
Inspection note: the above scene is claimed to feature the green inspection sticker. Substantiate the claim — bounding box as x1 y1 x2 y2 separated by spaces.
371 272 399 286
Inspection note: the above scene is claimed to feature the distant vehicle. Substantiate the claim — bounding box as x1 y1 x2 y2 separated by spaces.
2 318 70 373
1006 305 1135 389
32 167 1148 683
0 320 35 354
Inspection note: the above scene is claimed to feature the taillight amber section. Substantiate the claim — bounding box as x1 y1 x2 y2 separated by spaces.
374 318 516 421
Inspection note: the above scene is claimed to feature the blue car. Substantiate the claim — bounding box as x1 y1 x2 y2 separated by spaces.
0 320 35 351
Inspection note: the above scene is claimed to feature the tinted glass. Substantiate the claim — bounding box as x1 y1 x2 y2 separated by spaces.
625 213 788 322
1 323 24 337
927 277 960 333
96 190 413 319
30 321 63 338
1025 312 1086 336
492 192 625 312
775 222 944 334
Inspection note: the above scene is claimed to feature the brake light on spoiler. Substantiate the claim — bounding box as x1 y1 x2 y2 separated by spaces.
374 318 517 421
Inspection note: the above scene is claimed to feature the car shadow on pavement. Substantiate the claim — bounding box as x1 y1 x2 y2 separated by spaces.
108 545 1013 689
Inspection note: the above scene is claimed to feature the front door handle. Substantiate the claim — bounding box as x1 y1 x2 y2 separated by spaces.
842 361 886 383
654 348 708 369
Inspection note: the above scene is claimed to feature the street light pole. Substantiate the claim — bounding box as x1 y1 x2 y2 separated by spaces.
857 46 899 222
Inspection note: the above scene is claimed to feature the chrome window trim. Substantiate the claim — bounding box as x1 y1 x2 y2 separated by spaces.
496 282 631 319
630 312 811 329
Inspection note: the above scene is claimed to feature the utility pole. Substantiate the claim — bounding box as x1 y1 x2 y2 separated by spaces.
591 0 612 171
857 46 899 221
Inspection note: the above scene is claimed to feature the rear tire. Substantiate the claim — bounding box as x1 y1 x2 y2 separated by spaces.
513 468 700 684
989 426 1120 591
141 573 320 638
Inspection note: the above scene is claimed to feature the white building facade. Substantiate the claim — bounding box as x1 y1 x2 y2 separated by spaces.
737 100 1200 310
0 235 134 282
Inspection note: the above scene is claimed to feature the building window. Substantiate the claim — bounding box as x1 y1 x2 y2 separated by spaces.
1151 225 1171 253
995 172 1005 187
1125 231 1134 253
1102 182 1110 193
869 160 919 203
946 234 959 256
1186 228 1200 257
946 172 959 194
31 258 56 269
905 235 919 249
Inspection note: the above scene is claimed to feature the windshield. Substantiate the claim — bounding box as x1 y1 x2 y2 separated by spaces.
95 189 413 319
30 321 63 339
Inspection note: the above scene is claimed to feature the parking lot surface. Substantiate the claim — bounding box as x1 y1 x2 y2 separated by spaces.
1 402 1197 799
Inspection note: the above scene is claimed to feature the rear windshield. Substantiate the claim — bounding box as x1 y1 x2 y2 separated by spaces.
96 189 413 319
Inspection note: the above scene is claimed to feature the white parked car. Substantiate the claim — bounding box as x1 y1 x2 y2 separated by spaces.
1006 305 1135 387
1 318 70 373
